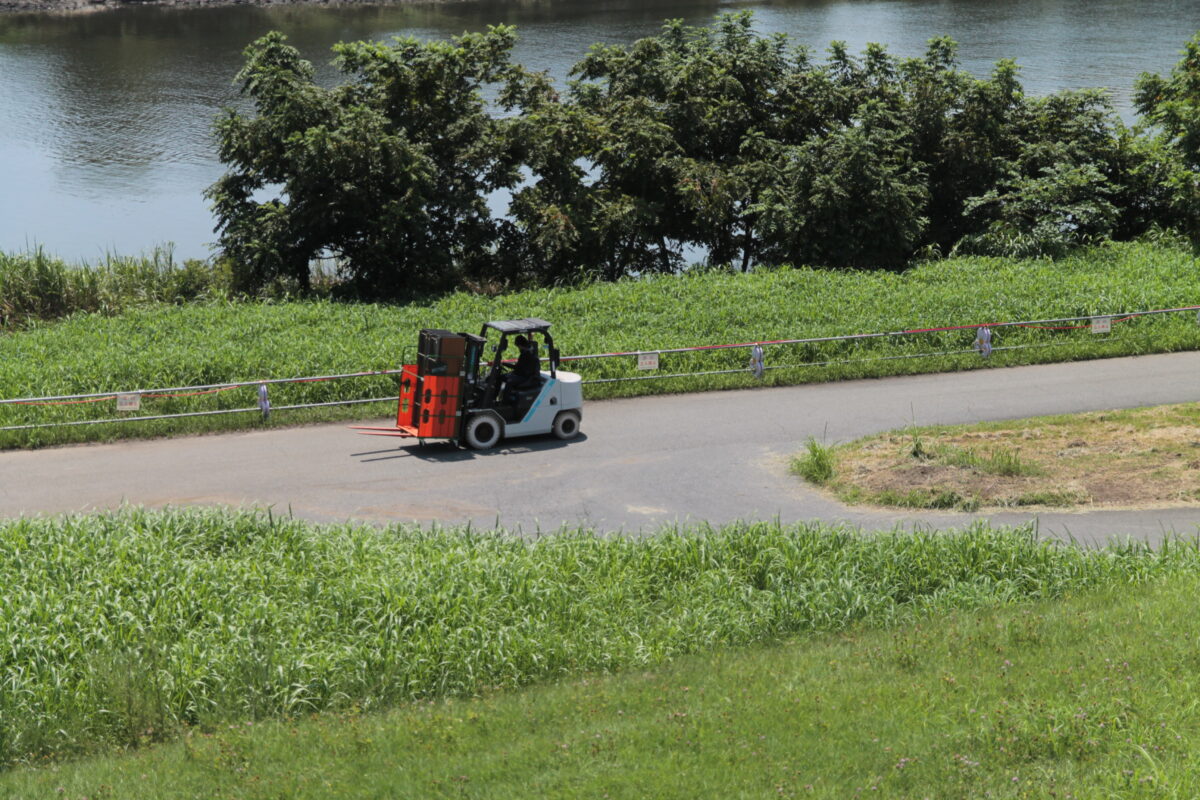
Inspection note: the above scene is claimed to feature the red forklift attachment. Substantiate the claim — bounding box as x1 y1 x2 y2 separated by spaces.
351 331 468 440
351 370 463 438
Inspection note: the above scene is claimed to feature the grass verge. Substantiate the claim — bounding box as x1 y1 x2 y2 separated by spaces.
799 401 1200 511
2 240 1199 448
6 572 1200 797
2 507 1200 770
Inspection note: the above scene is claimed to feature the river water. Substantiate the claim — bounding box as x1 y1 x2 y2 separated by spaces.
0 0 1196 261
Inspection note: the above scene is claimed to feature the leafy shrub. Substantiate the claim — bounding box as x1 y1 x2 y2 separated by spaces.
955 163 1118 258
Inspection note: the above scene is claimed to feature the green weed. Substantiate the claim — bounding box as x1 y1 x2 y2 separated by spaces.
938 445 1045 477
0 247 229 328
873 488 982 511
791 437 836 484
1001 489 1092 507
7 556 1200 796
909 429 931 460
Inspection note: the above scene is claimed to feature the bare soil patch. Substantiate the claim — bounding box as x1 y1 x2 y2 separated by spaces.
809 402 1200 511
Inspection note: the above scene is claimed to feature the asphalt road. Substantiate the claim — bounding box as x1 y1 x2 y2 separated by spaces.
2 351 1199 545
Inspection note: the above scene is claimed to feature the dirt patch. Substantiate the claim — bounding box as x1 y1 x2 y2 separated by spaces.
811 402 1200 511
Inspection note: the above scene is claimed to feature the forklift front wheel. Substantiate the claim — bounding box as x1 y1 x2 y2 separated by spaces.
465 414 502 450
552 410 582 440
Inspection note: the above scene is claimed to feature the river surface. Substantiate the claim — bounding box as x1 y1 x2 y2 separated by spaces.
1 0 1197 261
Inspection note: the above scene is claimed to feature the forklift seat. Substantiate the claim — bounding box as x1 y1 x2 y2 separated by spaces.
505 375 543 408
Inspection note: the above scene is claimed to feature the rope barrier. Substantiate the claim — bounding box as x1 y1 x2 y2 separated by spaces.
0 369 407 406
143 387 240 399
560 304 1200 362
0 396 394 433
9 396 113 406
578 342 1074 385
1 303 1195 430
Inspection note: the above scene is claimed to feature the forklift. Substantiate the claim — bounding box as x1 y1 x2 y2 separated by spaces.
351 318 583 450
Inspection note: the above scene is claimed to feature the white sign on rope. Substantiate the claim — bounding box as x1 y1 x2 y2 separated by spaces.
637 352 660 370
116 393 141 412
972 326 993 358
1091 316 1112 334
749 344 765 378
258 383 271 421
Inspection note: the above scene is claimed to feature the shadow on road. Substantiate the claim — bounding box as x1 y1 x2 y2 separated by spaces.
352 433 589 463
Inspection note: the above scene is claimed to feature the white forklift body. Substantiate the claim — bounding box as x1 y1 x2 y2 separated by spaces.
501 370 583 438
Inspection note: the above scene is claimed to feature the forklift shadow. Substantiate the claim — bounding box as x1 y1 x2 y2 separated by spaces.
353 433 589 464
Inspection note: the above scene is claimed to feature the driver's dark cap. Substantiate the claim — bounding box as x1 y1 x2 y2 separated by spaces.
514 335 529 347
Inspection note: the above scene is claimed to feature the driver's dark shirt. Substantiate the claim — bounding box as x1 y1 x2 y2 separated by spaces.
514 344 540 378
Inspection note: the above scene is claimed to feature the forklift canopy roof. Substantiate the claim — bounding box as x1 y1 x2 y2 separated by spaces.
484 318 552 335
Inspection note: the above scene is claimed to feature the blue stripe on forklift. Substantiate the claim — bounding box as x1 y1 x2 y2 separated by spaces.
521 379 556 424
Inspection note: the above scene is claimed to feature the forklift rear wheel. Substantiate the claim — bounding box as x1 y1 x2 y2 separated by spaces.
465 414 502 450
552 410 581 440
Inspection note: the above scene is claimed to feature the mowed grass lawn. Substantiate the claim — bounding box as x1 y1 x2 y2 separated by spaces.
2 241 1199 447
7 574 1200 799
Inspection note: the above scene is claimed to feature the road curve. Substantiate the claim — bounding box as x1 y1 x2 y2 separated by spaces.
2 351 1199 545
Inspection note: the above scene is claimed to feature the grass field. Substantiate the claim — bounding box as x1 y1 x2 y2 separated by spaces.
1 240 1198 448
5 560 1200 797
2 508 1199 771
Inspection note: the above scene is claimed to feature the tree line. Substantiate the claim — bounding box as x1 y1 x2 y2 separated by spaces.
207 13 1200 298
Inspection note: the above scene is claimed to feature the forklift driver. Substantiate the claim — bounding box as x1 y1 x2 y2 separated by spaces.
504 334 541 404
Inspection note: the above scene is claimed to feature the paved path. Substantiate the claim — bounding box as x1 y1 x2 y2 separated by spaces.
2 352 1199 545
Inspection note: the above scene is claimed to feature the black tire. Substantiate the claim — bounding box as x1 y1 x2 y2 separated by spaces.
464 414 502 450
552 410 581 440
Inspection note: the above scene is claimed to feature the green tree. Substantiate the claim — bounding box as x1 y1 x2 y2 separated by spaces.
498 67 681 283
755 101 929 268
955 163 1117 259
1134 32 1200 243
567 13 800 272
1136 32 1200 169
208 28 522 297
208 18 1197 296
952 89 1127 258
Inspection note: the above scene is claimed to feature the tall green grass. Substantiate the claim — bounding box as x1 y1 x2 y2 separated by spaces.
2 507 1200 768
11 575 1197 798
0 248 229 328
1 240 1198 448
937 444 1046 477
792 437 837 484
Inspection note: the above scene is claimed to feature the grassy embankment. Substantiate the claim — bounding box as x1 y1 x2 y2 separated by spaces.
1 509 1199 796
1 508 1199 773
1 240 1199 448
793 402 1200 512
